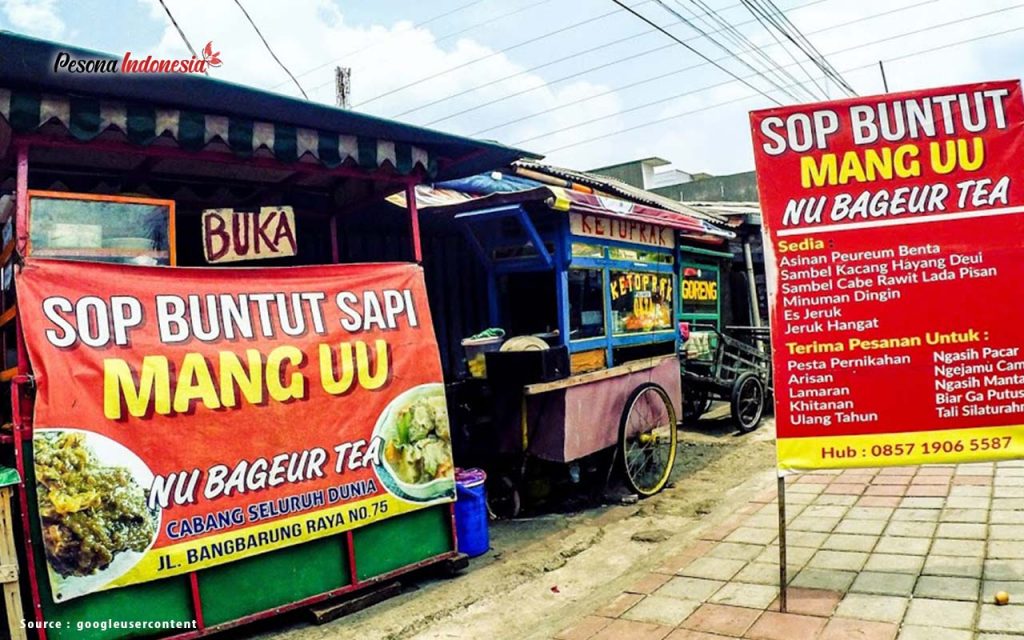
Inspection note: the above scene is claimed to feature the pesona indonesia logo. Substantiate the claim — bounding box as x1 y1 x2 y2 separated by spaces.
53 41 223 74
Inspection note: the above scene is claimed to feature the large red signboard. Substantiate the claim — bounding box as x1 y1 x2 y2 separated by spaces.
750 80 1024 473
18 259 453 601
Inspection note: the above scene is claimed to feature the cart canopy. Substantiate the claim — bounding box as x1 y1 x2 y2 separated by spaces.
389 173 735 241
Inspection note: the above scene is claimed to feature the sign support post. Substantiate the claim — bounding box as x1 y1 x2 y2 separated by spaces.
777 475 787 612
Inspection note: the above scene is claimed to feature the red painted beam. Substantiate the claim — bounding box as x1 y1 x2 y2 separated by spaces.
406 183 422 263
13 134 422 187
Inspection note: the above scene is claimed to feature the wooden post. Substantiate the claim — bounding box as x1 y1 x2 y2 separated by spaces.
777 475 788 612
406 183 422 263
0 487 26 640
14 145 27 258
329 214 340 264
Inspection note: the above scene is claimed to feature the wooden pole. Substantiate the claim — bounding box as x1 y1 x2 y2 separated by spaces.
777 474 788 612
406 183 422 263
335 67 351 109
329 214 340 264
14 145 27 259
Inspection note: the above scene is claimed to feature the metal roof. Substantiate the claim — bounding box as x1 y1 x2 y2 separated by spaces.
0 31 538 180
389 182 735 241
512 160 727 224
682 201 763 227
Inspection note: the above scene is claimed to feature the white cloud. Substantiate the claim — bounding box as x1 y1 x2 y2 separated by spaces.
1 0 65 38
539 0 1024 172
135 0 625 167
17 0 1024 176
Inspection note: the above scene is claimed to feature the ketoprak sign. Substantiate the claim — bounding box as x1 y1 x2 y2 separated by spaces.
750 80 1024 473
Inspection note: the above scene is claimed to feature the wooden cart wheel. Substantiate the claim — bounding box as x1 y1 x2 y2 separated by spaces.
731 372 765 433
619 383 678 497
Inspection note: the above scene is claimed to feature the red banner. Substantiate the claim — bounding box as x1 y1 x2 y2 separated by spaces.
18 259 453 600
751 80 1024 472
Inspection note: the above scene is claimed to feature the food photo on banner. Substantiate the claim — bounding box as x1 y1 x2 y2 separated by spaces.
16 259 454 601
749 80 1024 474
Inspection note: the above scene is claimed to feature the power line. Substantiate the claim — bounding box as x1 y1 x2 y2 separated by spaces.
233 0 309 99
353 4 646 108
468 0 932 137
268 0 489 90
612 0 783 105
739 0 826 99
651 0 804 102
742 0 846 94
155 0 207 75
764 0 854 94
392 23 655 118
540 21 1024 155
664 0 809 101
428 0 835 128
683 0 824 101
302 1 554 97
401 0 797 121
279 0 552 94
423 0 831 128
516 1 1022 147
744 0 855 95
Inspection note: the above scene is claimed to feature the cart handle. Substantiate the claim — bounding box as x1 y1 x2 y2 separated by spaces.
686 323 724 338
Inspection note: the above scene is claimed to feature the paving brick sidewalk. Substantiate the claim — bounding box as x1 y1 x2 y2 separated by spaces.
555 461 1024 640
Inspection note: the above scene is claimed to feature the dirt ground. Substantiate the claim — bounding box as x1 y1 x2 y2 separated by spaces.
249 406 778 640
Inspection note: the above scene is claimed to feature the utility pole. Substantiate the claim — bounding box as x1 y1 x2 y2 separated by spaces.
335 66 351 109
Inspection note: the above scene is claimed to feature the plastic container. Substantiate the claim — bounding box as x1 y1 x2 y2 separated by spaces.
454 468 489 557
461 336 503 378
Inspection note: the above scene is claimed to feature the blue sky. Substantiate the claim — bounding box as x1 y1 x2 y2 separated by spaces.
3 0 1023 177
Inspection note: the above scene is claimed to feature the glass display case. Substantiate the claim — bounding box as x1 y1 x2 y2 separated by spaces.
28 191 176 266
566 233 677 369
680 262 720 330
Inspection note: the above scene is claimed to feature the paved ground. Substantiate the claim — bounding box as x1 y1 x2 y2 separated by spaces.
555 460 1024 640
253 410 778 640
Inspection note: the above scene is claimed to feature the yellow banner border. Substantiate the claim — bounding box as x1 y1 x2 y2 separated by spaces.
103 492 448 591
777 425 1024 475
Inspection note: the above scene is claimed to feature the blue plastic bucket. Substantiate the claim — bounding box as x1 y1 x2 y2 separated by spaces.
454 469 489 558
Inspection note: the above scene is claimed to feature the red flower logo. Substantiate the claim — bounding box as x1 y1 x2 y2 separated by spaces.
202 41 223 67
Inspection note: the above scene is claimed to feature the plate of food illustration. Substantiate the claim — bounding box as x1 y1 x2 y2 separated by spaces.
33 429 160 601
372 384 456 503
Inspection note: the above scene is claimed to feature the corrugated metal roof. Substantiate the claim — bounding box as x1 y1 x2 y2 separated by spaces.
683 201 762 227
512 159 728 224
389 183 734 241
0 31 537 180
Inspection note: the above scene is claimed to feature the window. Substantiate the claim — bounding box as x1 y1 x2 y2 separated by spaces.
609 270 673 335
29 193 174 265
565 229 678 368
568 268 605 339
608 247 672 264
680 263 720 330
571 242 604 258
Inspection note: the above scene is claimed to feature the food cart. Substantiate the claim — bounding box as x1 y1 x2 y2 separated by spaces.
0 32 531 639
681 325 772 430
394 179 734 515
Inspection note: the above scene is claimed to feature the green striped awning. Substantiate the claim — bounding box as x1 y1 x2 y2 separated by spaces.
0 88 435 176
